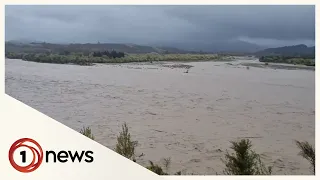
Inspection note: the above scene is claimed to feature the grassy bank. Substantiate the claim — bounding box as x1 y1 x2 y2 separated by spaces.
259 56 315 66
5 52 233 66
241 62 315 71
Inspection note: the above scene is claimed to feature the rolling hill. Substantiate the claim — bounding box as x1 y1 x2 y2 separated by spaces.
255 44 315 57
5 41 193 54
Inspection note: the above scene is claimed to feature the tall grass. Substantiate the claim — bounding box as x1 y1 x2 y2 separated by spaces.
146 161 169 175
80 126 95 140
295 140 315 174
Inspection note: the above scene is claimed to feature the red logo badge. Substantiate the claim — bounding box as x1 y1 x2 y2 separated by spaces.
9 138 43 173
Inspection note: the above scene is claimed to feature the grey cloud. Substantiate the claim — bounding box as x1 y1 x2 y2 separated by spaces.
164 6 315 40
5 5 315 47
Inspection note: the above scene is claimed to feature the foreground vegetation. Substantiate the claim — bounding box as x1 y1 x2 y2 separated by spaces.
295 140 315 174
259 56 315 66
80 123 315 175
5 51 231 66
222 139 272 175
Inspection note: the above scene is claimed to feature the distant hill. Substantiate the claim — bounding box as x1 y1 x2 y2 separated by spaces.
6 39 268 54
9 41 313 57
160 40 265 53
5 41 193 54
255 44 315 57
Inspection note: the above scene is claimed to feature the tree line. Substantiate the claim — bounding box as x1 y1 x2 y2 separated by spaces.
5 50 127 66
6 51 227 66
92 50 125 58
259 55 315 66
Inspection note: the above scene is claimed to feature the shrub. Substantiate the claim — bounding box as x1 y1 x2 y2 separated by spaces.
162 157 171 172
79 126 95 140
146 161 169 175
145 157 183 175
115 122 138 161
295 140 315 174
222 139 272 175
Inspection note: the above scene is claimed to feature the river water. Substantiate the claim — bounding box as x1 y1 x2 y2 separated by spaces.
5 58 315 175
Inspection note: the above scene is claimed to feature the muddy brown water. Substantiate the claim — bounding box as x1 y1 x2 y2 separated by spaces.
5 58 315 175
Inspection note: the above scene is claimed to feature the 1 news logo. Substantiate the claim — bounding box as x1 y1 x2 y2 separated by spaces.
9 138 94 173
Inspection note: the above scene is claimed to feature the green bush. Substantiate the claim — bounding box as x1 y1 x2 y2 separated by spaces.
115 122 138 161
222 139 272 175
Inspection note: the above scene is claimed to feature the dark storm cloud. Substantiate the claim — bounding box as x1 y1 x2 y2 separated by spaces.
164 6 315 40
5 5 315 46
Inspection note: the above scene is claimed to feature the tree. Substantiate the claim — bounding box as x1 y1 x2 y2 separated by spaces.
105 50 111 58
118 52 125 58
110 50 118 58
64 50 70 55
93 51 102 57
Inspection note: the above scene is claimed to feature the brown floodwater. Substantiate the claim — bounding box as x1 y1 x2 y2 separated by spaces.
5 58 315 175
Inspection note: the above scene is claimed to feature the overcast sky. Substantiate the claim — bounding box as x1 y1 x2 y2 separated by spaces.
5 5 315 47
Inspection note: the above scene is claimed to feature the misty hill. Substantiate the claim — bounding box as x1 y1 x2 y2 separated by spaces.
159 40 265 54
255 44 315 57
6 38 267 55
5 41 193 54
8 41 314 57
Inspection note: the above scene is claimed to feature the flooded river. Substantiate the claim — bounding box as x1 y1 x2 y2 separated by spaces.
5 58 315 175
